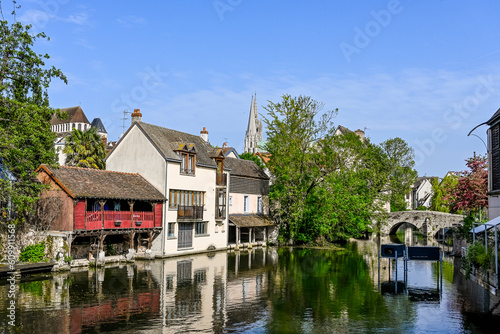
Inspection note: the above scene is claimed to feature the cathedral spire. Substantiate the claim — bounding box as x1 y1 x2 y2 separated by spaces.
244 93 263 154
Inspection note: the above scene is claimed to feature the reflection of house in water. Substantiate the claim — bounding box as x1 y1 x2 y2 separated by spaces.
70 268 161 333
157 248 278 332
8 264 162 333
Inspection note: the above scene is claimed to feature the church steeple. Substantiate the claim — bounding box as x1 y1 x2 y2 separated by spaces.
244 93 263 154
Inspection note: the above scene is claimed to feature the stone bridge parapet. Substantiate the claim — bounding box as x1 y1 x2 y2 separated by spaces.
377 211 464 238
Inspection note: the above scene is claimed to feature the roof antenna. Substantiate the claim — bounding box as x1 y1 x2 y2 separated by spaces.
121 110 132 136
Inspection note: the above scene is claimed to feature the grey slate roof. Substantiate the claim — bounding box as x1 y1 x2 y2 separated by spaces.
136 122 218 168
37 165 166 201
50 106 90 125
224 157 269 180
91 118 107 133
487 107 500 126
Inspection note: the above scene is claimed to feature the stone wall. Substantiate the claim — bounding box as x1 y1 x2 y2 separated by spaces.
0 226 71 263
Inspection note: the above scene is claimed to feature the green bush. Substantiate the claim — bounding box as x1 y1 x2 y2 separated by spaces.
463 241 493 279
19 242 47 263
416 205 427 211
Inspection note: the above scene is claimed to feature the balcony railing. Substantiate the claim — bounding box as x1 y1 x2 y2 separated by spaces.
83 210 157 230
216 173 227 186
177 205 204 220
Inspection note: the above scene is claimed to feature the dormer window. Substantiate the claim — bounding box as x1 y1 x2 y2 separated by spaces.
176 143 196 175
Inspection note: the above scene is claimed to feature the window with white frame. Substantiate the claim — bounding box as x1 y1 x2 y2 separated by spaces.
244 195 249 213
168 222 175 237
257 196 262 213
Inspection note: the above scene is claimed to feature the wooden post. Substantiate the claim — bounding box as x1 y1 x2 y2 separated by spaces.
99 200 106 229
152 202 157 227
129 201 135 227
129 232 136 250
148 231 154 249
236 226 240 245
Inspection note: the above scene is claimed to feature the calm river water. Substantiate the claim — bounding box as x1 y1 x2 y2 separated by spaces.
1 235 499 333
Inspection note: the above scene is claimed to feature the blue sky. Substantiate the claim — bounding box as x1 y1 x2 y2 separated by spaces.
11 0 500 177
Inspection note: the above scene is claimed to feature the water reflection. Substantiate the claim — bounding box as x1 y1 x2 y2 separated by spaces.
1 241 499 333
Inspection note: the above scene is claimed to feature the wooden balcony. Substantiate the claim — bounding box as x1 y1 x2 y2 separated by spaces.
81 210 160 231
177 205 204 220
216 173 227 186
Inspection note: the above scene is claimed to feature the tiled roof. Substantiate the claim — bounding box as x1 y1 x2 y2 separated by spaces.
229 214 274 227
335 125 353 135
224 157 269 180
50 106 90 125
37 165 166 201
136 122 217 167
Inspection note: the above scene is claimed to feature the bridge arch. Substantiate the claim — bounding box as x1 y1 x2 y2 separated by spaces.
376 211 464 238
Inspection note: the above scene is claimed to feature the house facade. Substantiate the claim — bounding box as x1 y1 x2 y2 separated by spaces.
224 157 276 246
36 165 166 259
50 106 108 165
487 108 500 219
405 176 437 210
105 109 229 257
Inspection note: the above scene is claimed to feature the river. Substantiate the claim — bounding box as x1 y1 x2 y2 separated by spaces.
1 231 499 333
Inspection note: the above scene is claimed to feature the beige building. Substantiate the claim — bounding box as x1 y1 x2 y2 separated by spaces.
106 109 229 257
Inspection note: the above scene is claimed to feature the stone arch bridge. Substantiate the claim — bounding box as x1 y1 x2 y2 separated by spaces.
377 211 464 238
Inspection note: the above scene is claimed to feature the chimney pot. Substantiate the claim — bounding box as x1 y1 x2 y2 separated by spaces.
200 127 209 142
131 109 142 124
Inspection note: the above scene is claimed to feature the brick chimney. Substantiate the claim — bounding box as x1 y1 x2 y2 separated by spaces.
355 129 365 140
131 109 142 124
200 127 208 142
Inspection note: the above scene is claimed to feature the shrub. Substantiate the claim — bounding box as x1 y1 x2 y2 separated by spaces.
463 241 493 279
19 242 47 263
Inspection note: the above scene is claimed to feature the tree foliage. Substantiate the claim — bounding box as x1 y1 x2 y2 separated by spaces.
239 152 263 168
379 137 418 211
263 95 390 244
64 127 107 169
444 154 487 214
430 173 458 213
0 3 67 222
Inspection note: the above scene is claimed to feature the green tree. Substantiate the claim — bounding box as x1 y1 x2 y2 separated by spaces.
430 173 458 212
0 3 67 221
64 127 107 169
379 137 417 212
239 152 263 168
263 95 389 243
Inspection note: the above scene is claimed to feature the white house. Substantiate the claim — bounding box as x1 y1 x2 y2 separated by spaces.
105 109 229 257
50 106 107 165
406 176 437 209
